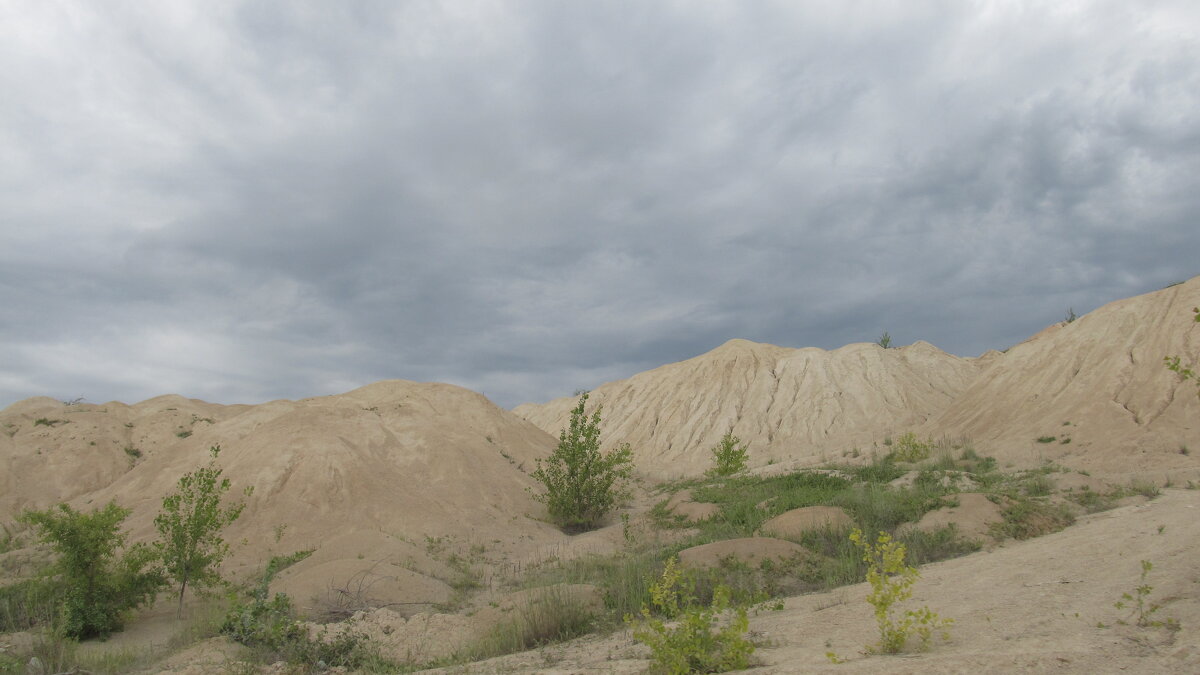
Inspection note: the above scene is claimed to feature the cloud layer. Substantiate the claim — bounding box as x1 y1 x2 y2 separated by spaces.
3 1 1198 409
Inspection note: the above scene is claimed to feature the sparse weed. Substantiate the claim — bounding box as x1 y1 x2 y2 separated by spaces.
458 586 596 661
1114 560 1179 630
991 499 1074 540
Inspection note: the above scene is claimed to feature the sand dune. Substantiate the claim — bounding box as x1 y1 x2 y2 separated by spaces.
515 339 982 477
2 381 565 605
516 277 1200 482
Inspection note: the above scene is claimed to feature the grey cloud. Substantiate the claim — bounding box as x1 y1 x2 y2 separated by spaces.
2 2 1198 410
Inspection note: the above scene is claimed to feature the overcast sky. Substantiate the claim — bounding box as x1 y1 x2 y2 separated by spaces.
2 1 1198 410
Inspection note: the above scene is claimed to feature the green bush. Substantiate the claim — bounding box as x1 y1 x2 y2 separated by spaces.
846 529 951 655
221 557 388 671
628 557 754 674
888 433 932 463
706 432 749 478
531 392 634 532
19 502 163 639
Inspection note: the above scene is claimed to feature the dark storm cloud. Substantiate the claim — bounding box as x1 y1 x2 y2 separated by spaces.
2 1 1198 410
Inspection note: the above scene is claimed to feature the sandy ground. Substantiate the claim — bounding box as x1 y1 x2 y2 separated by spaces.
418 489 1200 674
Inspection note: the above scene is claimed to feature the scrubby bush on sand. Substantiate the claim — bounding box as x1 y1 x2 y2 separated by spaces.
846 529 951 655
628 557 754 674
706 432 749 478
531 392 633 532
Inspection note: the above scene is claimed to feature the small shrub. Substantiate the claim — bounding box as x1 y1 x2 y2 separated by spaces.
706 432 749 478
1164 307 1200 397
1036 436 1057 444
123 445 142 459
1022 473 1054 497
1114 560 1178 629
531 392 634 532
877 331 892 349
221 561 389 671
888 433 931 463
848 529 952 654
628 557 754 674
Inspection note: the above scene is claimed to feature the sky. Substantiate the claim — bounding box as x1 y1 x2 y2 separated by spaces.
2 1 1199 411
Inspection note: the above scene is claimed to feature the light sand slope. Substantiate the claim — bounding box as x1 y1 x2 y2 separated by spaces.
514 339 982 477
924 276 1200 480
0 394 246 515
516 277 1200 482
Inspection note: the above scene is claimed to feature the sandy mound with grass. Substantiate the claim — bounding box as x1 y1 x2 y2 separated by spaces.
515 339 982 478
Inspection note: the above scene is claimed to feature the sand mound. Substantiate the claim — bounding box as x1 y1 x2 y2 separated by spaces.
898 493 1005 542
759 506 854 540
517 277 1200 482
1 380 567 607
515 339 982 477
676 537 809 569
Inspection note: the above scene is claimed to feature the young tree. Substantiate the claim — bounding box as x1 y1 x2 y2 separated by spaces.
154 445 249 616
531 392 634 532
20 502 162 638
706 431 749 477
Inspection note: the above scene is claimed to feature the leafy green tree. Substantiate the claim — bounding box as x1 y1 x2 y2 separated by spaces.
154 445 249 616
706 432 749 477
531 392 634 532
19 502 162 638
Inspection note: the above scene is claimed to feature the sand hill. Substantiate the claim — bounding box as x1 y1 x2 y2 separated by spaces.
516 277 1200 483
1 381 565 610
514 339 982 477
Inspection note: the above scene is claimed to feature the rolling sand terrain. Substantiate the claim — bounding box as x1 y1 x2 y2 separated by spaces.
1 277 1198 673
